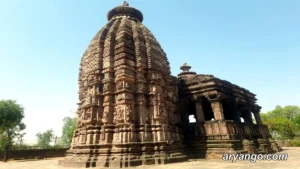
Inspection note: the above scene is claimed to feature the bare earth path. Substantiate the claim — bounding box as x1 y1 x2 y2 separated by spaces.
0 147 299 169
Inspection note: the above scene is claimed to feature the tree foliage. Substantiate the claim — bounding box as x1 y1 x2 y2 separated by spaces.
36 129 54 147
261 105 300 139
60 117 77 146
0 134 9 151
0 100 26 162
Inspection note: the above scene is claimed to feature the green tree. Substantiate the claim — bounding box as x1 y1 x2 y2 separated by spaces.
60 117 77 146
261 105 300 139
16 133 26 149
36 129 54 147
0 100 26 162
292 114 300 135
0 134 9 151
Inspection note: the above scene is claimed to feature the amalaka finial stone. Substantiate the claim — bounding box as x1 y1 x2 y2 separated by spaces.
107 1 143 22
180 62 191 72
122 1 129 6
178 63 196 78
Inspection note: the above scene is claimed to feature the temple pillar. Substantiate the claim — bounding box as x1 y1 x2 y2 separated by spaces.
195 98 205 122
252 105 262 125
230 99 241 123
179 101 189 134
209 98 224 121
253 112 262 124
234 109 241 123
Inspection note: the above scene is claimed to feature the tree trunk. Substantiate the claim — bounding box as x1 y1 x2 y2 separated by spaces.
3 149 8 162
4 129 11 162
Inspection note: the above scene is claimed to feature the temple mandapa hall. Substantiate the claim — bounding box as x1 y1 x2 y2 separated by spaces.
59 2 281 168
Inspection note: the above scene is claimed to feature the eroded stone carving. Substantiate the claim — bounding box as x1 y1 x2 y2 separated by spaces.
102 107 109 123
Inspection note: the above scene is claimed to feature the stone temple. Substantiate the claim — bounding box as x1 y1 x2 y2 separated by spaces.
59 2 281 168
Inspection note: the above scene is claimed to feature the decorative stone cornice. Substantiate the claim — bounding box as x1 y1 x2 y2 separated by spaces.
183 74 214 84
179 70 257 105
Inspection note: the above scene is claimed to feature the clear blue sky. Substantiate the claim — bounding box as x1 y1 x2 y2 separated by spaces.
1 0 299 144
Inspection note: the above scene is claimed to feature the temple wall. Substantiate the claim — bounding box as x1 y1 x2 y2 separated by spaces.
0 148 68 160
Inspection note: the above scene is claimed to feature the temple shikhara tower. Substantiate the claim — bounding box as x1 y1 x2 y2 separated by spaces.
59 2 281 168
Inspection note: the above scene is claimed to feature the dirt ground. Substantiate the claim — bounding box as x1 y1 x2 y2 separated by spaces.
0 147 298 169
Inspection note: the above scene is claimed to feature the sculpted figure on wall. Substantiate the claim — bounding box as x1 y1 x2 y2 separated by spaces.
102 107 109 124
